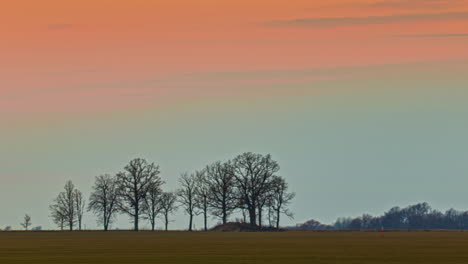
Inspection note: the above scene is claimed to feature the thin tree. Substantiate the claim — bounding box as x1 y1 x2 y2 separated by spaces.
267 202 275 227
269 176 295 229
116 158 161 231
206 161 237 225
195 170 210 231
74 189 86 230
20 214 32 230
143 179 165 231
159 192 177 231
88 175 120 231
177 172 199 231
52 180 77 231
232 153 279 226
64 181 77 231
49 203 66 230
257 188 273 228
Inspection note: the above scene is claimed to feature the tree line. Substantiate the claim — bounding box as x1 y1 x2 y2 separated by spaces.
333 202 468 230
48 152 295 231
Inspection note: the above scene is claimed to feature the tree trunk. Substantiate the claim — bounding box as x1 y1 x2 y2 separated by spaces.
134 188 139 231
222 202 227 224
258 207 263 228
134 217 139 231
103 201 107 231
203 198 208 231
189 213 193 231
165 215 169 231
268 208 272 227
276 210 281 229
249 207 257 226
134 207 139 231
104 211 108 231
204 210 208 231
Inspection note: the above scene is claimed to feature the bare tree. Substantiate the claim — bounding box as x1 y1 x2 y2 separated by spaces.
49 203 66 230
267 202 275 227
159 192 177 231
20 214 32 230
269 176 295 229
177 172 199 231
206 161 237 225
143 179 165 231
74 189 86 230
195 170 210 231
64 181 77 231
232 153 279 226
88 175 120 231
116 158 161 231
257 188 274 228
51 180 77 231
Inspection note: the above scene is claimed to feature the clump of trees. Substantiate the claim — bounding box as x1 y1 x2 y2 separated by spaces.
334 202 468 230
49 153 295 231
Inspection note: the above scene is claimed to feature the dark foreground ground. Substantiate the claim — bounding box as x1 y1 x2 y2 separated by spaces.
1 231 468 263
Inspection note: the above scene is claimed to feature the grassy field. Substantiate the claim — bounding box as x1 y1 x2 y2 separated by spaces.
1 231 468 263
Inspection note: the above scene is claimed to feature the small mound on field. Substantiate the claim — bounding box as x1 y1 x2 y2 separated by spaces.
211 222 283 232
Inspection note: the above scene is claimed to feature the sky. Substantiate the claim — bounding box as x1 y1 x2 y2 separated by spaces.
1 0 468 230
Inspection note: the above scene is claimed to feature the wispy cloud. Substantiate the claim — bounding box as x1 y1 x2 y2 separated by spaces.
47 24 75 30
371 0 466 8
318 0 467 9
396 33 468 38
267 12 468 27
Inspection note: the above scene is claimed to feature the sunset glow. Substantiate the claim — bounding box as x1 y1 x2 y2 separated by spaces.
1 0 468 230
2 1 468 116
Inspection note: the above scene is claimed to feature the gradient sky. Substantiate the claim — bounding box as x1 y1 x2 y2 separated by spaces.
1 0 468 230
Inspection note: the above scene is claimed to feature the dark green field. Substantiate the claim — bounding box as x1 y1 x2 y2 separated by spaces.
1 231 468 263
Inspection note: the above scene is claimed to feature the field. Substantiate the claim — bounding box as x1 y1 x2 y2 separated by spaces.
1 231 468 263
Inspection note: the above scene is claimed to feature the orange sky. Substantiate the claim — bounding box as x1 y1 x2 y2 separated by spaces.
1 0 468 116
2 1 468 230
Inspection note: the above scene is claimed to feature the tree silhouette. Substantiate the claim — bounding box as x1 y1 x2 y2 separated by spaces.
116 158 161 231
232 153 280 226
88 175 120 231
269 176 295 229
177 172 199 231
195 170 210 231
159 192 177 231
206 161 237 225
50 181 78 231
20 214 32 230
74 189 86 230
143 178 165 231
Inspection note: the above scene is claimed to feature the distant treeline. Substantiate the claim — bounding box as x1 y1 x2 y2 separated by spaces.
333 203 468 230
290 203 468 231
46 152 295 232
